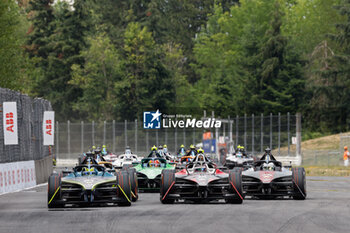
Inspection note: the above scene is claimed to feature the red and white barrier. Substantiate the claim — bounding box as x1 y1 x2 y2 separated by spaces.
0 160 36 194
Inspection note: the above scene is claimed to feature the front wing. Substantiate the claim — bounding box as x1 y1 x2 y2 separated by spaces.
166 177 240 201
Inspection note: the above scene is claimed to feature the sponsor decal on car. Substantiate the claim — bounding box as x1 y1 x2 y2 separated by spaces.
259 171 274 183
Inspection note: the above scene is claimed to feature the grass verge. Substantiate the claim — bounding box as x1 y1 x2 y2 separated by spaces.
304 166 350 176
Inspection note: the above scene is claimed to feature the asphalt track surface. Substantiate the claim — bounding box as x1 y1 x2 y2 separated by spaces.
1 176 350 233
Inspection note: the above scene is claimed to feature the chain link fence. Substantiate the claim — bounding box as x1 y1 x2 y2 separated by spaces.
301 150 342 166
299 134 350 167
0 88 52 163
56 113 299 161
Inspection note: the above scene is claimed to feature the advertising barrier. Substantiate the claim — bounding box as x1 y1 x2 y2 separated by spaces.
43 111 55 146
0 160 36 194
2 102 18 145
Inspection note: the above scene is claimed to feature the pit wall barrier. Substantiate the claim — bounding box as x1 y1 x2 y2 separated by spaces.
0 155 52 194
0 160 36 194
34 155 53 185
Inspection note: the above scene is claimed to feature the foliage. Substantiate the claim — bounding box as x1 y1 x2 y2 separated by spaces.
2 0 350 134
115 22 175 120
70 34 121 120
0 0 28 89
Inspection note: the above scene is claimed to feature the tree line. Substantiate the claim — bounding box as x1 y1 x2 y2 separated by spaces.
1 0 350 134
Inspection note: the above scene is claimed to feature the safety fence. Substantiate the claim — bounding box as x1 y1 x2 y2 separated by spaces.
301 150 343 166
0 88 52 163
55 113 299 161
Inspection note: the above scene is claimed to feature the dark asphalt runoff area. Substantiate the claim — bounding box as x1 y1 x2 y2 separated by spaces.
1 176 350 233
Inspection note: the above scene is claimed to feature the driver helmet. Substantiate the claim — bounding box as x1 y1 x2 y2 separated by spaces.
197 148 204 154
125 146 132 154
95 147 101 154
86 150 94 157
198 155 205 161
151 145 157 151
180 144 185 148
102 145 108 155
154 159 160 167
190 144 195 150
83 167 95 175
158 145 163 150
265 147 271 154
262 162 269 171
267 162 275 171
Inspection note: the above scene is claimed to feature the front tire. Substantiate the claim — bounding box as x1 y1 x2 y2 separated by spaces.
160 169 175 204
292 167 307 200
127 168 138 202
117 171 132 206
226 170 244 204
48 173 63 208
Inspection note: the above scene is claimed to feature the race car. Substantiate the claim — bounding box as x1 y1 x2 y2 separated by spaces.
240 149 306 200
79 151 113 169
112 153 141 168
179 155 195 164
160 153 244 204
47 158 138 208
103 153 118 162
224 151 255 169
134 157 175 191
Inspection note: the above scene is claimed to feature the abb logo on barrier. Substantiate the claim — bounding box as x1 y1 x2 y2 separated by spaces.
45 120 52 135
5 112 14 132
0 168 35 188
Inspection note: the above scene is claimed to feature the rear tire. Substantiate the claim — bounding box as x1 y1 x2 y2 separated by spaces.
292 167 307 200
226 170 244 204
127 168 138 202
117 171 132 206
232 167 243 173
160 169 175 204
48 173 63 208
122 164 133 170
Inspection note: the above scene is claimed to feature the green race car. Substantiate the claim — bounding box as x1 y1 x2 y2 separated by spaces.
134 157 175 191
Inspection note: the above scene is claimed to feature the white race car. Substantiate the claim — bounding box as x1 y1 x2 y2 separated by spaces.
225 151 255 169
112 153 141 168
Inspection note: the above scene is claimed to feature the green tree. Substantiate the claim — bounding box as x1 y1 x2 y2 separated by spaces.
307 0 350 132
25 0 55 62
26 0 91 120
70 34 121 120
283 0 344 55
256 1 305 113
0 0 28 89
115 22 175 120
192 0 276 116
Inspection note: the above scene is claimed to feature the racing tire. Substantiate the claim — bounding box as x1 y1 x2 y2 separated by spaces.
127 168 139 202
292 167 307 200
117 171 132 206
232 167 244 173
226 170 244 204
48 173 63 208
160 169 175 204
122 164 133 170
